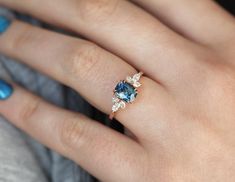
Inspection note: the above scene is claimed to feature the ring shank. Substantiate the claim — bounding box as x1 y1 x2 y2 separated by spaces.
109 112 115 120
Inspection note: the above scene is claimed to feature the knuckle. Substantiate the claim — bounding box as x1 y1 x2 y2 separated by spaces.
66 43 101 80
19 96 41 123
10 24 40 51
79 0 119 23
59 115 88 150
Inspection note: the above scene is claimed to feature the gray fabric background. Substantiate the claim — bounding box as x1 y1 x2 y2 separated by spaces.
0 7 104 182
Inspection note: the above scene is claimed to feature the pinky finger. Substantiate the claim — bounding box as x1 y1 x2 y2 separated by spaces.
0 80 146 182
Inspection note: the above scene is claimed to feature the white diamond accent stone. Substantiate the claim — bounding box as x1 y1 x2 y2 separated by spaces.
112 102 120 112
112 100 126 112
119 101 126 109
133 82 141 88
112 97 119 104
133 73 141 82
126 76 134 84
126 72 143 88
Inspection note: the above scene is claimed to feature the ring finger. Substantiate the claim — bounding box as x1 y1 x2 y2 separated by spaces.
0 19 169 138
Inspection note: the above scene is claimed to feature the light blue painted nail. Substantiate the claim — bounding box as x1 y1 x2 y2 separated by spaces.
0 15 11 34
0 80 13 100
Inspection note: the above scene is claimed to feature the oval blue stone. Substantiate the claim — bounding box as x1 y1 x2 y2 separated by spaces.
115 81 137 103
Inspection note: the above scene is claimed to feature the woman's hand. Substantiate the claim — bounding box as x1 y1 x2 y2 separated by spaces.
0 0 235 181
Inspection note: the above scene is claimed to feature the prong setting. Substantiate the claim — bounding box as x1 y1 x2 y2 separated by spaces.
110 72 143 119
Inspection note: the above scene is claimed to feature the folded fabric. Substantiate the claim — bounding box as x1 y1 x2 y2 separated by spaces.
0 7 97 182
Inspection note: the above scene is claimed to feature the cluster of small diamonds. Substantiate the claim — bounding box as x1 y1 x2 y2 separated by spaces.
111 72 143 113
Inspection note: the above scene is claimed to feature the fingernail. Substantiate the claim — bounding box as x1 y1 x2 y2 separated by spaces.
0 15 11 34
0 80 13 100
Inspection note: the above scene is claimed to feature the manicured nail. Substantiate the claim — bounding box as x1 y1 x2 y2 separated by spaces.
0 15 11 34
0 80 13 100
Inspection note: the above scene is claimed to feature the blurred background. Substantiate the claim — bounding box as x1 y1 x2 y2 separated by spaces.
217 0 235 15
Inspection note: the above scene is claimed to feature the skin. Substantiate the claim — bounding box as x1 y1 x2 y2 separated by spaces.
0 0 235 181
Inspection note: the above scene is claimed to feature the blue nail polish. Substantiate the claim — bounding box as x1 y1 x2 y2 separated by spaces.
0 80 13 100
0 16 11 34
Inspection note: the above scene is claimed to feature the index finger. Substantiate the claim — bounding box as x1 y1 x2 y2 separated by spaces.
0 0 195 84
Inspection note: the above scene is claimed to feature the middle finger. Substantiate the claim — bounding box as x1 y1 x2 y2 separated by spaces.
0 0 198 84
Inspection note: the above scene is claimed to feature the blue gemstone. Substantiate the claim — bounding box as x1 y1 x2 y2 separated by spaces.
115 81 137 103
0 80 13 100
0 16 11 34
